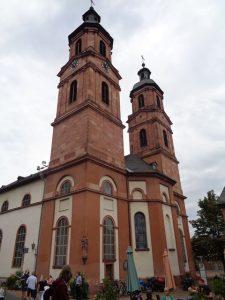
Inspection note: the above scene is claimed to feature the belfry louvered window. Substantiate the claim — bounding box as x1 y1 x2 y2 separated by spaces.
163 130 168 147
75 39 82 55
102 82 109 105
138 94 145 108
100 40 106 57
140 129 147 147
69 80 77 103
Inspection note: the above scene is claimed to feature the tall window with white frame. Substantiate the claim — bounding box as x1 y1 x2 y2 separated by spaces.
134 212 147 249
103 216 115 280
12 225 26 267
54 217 69 268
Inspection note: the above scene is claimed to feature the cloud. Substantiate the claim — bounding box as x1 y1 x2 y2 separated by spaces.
0 0 225 235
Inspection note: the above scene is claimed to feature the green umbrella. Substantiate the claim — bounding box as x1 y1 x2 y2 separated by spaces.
126 246 141 295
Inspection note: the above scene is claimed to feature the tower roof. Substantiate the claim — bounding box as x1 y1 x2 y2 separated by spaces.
130 63 163 97
82 6 101 23
68 7 113 48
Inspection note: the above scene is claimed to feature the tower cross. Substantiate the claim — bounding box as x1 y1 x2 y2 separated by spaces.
90 0 95 7
141 55 145 64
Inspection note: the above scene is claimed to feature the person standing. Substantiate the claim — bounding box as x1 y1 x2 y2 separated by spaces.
21 270 29 300
38 275 47 300
0 282 6 300
26 272 37 300
75 272 82 300
44 265 72 300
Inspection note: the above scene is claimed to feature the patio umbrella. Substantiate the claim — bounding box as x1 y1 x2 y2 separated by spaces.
163 249 176 290
126 246 141 295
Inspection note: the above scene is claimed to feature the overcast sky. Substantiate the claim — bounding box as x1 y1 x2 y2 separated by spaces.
0 0 225 230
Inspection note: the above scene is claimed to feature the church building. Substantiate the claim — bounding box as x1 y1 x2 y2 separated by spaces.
0 6 195 288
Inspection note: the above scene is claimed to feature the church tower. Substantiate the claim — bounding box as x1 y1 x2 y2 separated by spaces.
128 63 182 194
126 64 195 279
36 7 129 286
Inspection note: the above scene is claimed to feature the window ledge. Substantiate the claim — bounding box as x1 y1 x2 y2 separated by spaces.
52 265 64 269
135 248 150 252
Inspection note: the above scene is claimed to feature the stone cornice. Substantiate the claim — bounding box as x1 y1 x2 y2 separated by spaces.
57 51 121 82
51 99 125 129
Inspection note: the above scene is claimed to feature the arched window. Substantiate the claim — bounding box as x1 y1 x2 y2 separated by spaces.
156 95 161 109
165 215 174 249
138 94 145 108
179 229 187 262
60 181 71 196
54 217 69 267
175 202 181 216
162 193 168 203
0 230 2 250
103 217 115 261
134 212 147 249
102 181 113 196
100 40 106 57
12 225 26 267
1 200 8 212
163 130 168 147
75 39 82 55
102 82 109 104
22 194 31 207
140 129 147 147
69 80 77 103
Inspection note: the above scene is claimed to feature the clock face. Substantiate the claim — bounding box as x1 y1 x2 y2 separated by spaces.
71 59 78 69
102 61 109 72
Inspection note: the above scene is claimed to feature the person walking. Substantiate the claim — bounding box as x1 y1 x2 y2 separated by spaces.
26 272 37 300
43 265 72 300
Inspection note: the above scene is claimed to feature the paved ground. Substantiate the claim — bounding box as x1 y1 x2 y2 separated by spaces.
5 288 189 300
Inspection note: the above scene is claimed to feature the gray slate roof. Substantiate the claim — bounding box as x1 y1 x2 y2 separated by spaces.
218 187 225 204
125 154 156 173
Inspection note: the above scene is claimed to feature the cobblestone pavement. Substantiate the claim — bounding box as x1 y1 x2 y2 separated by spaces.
5 288 188 300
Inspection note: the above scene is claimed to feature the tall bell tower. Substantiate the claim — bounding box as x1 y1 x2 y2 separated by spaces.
127 63 182 193
36 7 128 284
50 6 124 170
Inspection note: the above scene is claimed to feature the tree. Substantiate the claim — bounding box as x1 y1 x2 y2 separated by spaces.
190 190 225 271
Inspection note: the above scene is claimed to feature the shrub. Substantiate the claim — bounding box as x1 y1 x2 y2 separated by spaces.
5 270 22 290
212 278 225 296
95 278 119 300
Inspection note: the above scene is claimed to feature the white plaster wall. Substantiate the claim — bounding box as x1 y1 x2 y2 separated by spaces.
100 195 119 282
0 204 42 277
0 179 44 278
129 181 147 195
130 202 154 278
49 196 72 279
0 180 44 209
177 215 190 272
162 205 180 275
